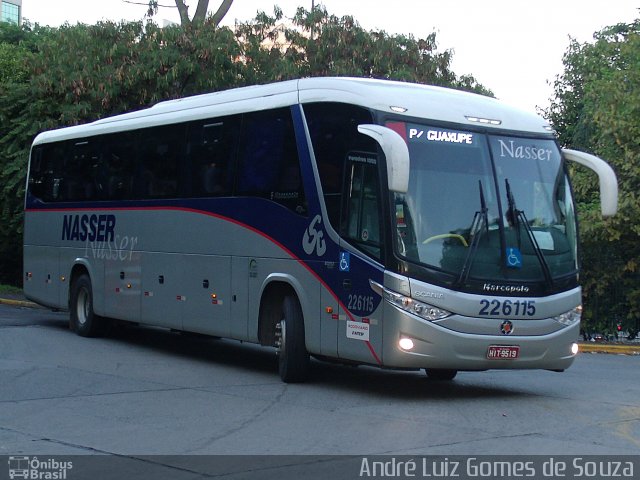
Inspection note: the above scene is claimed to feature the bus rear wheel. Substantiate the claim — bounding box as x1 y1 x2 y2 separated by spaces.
277 295 310 383
70 273 105 337
424 368 458 381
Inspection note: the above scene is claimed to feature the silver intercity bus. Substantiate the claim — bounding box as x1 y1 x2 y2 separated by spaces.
24 78 618 382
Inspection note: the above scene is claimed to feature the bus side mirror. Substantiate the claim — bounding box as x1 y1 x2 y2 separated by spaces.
358 124 410 193
562 149 618 217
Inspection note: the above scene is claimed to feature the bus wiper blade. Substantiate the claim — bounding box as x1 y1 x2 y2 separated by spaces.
504 178 554 290
504 178 520 246
455 180 489 287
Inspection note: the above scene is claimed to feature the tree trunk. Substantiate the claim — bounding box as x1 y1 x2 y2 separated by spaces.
174 0 190 26
192 0 210 24
173 0 232 27
209 0 233 27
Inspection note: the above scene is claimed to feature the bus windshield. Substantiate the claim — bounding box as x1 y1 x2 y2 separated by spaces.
391 122 578 285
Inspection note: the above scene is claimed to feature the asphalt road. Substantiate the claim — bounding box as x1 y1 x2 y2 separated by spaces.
1 303 639 463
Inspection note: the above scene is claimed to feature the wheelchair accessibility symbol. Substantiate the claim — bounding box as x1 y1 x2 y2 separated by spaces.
339 251 351 272
506 247 522 269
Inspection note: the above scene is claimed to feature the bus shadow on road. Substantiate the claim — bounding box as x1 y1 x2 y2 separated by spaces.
103 321 281 376
308 362 535 400
93 321 536 400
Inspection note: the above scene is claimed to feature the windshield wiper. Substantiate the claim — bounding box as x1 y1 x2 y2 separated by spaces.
504 178 554 290
455 180 489 287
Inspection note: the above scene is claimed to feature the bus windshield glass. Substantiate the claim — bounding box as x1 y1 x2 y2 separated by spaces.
390 122 578 284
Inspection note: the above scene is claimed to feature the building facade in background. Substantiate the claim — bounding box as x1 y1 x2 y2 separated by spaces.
1 0 22 25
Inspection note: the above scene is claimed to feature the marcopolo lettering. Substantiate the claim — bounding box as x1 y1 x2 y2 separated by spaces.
62 214 116 242
483 283 530 293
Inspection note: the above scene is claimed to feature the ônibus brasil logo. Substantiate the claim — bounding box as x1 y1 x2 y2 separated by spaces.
8 456 73 479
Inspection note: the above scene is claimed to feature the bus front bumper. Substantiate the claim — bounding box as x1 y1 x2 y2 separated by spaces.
382 307 580 372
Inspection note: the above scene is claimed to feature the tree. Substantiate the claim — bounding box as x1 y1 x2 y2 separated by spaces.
0 20 243 284
0 22 41 285
0 8 491 286
235 6 492 95
545 19 640 331
143 0 233 27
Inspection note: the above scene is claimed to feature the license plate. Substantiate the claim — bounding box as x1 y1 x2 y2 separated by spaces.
487 345 520 360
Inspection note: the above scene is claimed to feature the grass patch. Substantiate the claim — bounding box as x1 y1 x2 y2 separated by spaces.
0 284 22 295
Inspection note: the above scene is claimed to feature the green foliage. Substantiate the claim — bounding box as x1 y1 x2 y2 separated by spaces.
0 8 491 286
0 22 40 84
235 6 492 95
0 42 29 83
0 283 22 295
29 20 242 116
0 21 31 45
546 19 640 330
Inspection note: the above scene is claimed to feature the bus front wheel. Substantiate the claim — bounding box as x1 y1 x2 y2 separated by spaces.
277 295 310 383
70 274 105 337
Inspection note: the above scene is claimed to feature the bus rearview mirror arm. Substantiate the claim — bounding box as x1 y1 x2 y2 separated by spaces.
562 149 618 217
358 124 410 193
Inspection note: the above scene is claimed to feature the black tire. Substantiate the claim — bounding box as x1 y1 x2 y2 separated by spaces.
278 295 310 383
70 273 105 337
425 368 458 381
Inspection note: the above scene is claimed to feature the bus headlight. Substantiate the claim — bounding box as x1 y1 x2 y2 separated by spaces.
553 305 582 326
383 288 451 321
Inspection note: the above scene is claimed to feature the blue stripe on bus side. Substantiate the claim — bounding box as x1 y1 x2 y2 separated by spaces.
26 202 384 364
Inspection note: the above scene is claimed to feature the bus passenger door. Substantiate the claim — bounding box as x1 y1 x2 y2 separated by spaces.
336 152 384 365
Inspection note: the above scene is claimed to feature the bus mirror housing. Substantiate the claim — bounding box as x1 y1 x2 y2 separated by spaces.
358 124 410 193
562 149 618 217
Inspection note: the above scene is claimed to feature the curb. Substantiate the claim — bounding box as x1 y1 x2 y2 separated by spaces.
578 343 640 356
0 297 41 309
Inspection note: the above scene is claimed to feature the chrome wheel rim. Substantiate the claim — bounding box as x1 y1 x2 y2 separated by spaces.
76 287 90 326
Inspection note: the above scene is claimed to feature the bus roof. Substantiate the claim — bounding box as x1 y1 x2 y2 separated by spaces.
32 77 553 145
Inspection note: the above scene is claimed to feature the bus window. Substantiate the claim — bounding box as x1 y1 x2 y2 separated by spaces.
65 140 100 201
28 146 49 202
187 115 241 197
28 142 66 202
303 103 374 230
343 152 382 259
237 108 306 215
101 131 137 200
136 124 185 199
